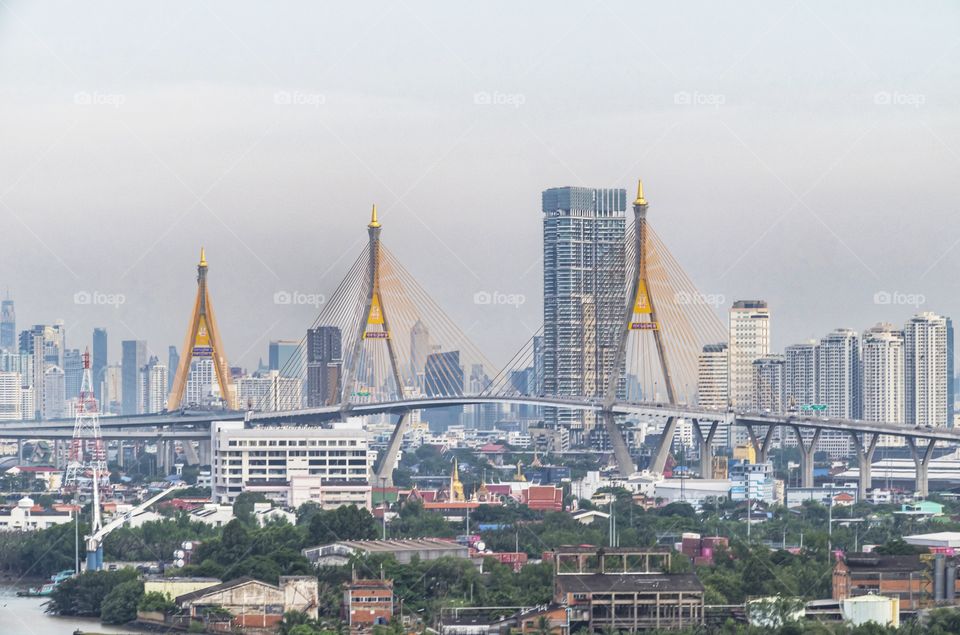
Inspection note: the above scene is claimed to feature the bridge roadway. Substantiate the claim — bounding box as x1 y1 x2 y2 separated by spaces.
1 397 957 496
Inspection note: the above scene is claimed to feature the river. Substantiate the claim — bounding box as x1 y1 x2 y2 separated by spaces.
0 583 136 635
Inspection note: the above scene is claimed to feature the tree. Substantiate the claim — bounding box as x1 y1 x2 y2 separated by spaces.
233 491 269 525
138 591 176 613
101 579 144 624
307 505 378 545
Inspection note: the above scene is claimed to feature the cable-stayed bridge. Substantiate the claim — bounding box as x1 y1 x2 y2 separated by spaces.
1 182 953 497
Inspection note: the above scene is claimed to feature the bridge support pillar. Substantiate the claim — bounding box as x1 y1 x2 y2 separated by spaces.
17 439 23 464
117 441 124 468
850 432 879 503
603 411 636 477
692 419 719 479
907 437 936 498
746 424 776 464
182 440 200 466
198 440 211 466
650 416 678 475
375 412 411 488
791 425 821 488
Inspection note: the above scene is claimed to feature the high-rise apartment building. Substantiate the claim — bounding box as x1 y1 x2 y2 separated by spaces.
542 186 626 435
697 343 728 409
697 343 729 449
42 365 66 420
306 326 342 408
816 328 861 457
121 340 147 415
904 312 953 428
752 355 786 414
238 371 303 411
784 341 817 410
424 350 463 431
185 358 216 407
410 319 432 391
728 301 770 409
92 328 107 403
139 356 168 414
0 371 22 420
0 296 15 351
862 323 904 446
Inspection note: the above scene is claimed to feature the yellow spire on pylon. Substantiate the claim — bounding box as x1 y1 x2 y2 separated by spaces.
634 180 647 206
199 247 207 267
369 204 381 228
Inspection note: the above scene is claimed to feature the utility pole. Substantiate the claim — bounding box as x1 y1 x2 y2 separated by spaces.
380 476 387 540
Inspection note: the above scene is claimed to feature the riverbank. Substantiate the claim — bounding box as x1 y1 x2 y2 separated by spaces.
0 583 135 635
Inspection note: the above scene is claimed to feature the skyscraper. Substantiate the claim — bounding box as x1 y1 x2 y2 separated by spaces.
92 328 107 404
410 319 432 391
306 326 342 407
0 371 22 420
121 340 147 415
861 323 905 447
784 341 818 409
904 312 952 428
542 186 626 436
728 301 770 408
167 346 179 392
0 296 14 351
752 355 786 414
816 328 861 457
424 350 463 431
64 348 83 402
698 343 730 449
697 343 728 409
42 365 65 420
139 356 168 414
268 339 300 376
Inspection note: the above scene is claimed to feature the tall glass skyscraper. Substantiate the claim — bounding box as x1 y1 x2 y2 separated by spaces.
0 297 14 351
121 340 147 415
542 187 626 437
93 327 107 404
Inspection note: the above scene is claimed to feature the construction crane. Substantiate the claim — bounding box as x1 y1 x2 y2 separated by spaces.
85 482 187 571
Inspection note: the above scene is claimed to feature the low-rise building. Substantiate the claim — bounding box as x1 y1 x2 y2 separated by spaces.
343 578 394 629
176 576 319 628
0 497 72 531
303 539 470 567
833 552 960 611
785 485 859 509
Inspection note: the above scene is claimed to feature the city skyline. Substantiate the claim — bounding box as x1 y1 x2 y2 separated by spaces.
1 2 958 368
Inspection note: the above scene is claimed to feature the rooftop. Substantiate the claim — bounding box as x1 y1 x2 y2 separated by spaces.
557 573 704 594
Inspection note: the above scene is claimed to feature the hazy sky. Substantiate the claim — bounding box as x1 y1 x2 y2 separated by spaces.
1 1 958 369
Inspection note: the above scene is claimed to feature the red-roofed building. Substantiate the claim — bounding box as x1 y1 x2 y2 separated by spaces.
479 444 507 465
521 485 563 512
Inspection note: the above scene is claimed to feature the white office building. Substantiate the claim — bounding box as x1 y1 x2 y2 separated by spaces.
904 313 953 428
862 324 905 447
211 421 372 509
42 365 66 420
139 359 168 414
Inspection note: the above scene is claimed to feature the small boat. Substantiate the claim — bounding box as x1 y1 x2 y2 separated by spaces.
17 582 57 597
50 569 74 583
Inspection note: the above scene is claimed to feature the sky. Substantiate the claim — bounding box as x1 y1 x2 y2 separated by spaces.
0 1 958 369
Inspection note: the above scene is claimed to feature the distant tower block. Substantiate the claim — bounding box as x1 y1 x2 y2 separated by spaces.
167 248 236 410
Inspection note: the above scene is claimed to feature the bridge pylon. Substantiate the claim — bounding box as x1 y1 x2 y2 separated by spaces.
604 181 680 477
340 206 410 487
167 248 236 411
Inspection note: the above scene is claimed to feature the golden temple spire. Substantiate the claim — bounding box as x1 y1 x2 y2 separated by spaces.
368 203 381 229
199 246 207 268
634 180 647 206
